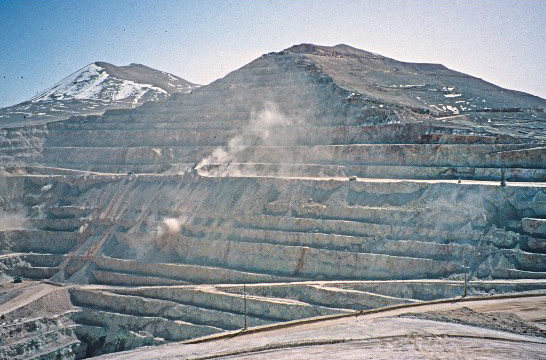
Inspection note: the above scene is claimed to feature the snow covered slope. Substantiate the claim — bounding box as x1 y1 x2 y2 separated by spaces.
0 62 198 127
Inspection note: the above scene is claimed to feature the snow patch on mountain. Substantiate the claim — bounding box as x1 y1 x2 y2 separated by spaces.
31 63 168 103
0 61 199 127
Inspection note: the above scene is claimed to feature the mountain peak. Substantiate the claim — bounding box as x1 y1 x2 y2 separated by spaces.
31 62 197 104
271 43 545 116
283 43 385 59
0 62 199 127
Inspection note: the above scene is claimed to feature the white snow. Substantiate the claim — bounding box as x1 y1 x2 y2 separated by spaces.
41 184 52 192
444 93 462 98
346 92 362 101
31 63 168 104
445 105 459 114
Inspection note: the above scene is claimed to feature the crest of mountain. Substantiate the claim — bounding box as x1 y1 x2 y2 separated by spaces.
0 62 199 127
282 43 546 115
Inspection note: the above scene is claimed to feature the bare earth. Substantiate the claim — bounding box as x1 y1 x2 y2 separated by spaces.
96 294 546 359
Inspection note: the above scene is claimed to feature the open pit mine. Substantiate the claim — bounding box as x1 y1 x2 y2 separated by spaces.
0 44 545 359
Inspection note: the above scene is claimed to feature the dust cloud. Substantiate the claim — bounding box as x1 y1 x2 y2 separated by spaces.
195 102 303 177
0 208 28 231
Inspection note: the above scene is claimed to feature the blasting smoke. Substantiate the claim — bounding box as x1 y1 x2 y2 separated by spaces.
0 208 28 231
156 217 182 238
195 103 292 177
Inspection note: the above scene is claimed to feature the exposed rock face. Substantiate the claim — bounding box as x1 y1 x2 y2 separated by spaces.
0 62 198 127
93 295 546 360
0 44 545 358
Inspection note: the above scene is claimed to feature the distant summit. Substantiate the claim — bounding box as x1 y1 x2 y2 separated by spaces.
0 62 199 127
31 62 196 103
277 43 545 117
283 43 389 59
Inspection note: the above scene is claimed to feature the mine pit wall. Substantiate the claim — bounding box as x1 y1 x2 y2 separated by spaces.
6 49 545 179
200 163 546 182
2 140 545 181
3 143 544 169
1 173 545 283
5 123 527 148
1 173 546 358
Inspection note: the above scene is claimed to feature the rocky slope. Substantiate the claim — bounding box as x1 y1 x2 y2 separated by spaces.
0 44 545 358
0 62 198 127
96 294 546 359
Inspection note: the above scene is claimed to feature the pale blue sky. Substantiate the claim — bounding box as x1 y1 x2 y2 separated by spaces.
0 0 545 107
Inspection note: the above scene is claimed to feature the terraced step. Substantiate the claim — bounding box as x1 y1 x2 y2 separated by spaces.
28 162 173 174
200 162 546 182
190 213 494 246
256 203 479 229
0 322 80 360
93 256 299 284
70 288 271 330
91 269 192 286
73 307 221 342
522 218 546 237
17 266 60 280
328 279 546 301
0 253 62 279
0 230 83 254
73 324 163 357
37 124 521 148
158 225 374 251
27 218 88 232
25 339 81 360
46 119 249 131
525 237 546 254
219 283 420 311
177 225 480 262
372 239 478 262
19 253 66 267
111 285 351 322
0 330 80 360
501 249 546 273
47 206 96 219
0 312 75 346
331 281 467 301
490 268 546 279
5 143 543 170
171 234 462 280
0 252 64 267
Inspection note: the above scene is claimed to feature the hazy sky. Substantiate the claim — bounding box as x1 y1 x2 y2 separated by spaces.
0 0 545 107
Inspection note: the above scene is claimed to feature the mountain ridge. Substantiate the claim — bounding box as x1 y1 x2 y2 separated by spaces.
274 43 546 115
